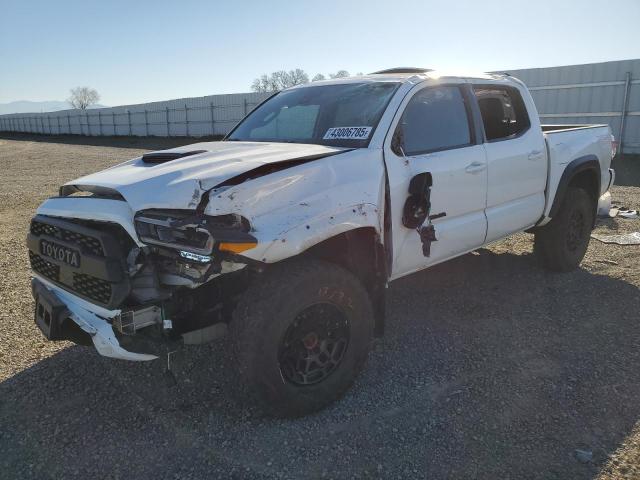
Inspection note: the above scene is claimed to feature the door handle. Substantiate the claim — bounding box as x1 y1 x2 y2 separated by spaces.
528 150 544 161
465 161 486 174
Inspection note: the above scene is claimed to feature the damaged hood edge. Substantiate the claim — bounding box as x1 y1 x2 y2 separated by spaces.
65 141 349 212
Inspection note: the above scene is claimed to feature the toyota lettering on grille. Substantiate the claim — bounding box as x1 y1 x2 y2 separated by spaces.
39 239 81 268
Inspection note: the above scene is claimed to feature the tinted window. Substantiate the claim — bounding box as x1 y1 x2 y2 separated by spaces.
474 87 530 141
398 86 472 155
228 82 400 148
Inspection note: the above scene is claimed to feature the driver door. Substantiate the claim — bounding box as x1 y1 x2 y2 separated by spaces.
384 83 488 279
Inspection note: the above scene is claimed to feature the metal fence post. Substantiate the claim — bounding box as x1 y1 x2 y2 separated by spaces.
112 112 116 135
184 104 189 137
56 116 60 134
166 107 170 137
98 111 102 135
243 98 248 117
127 111 132 136
618 71 631 155
210 102 215 135
144 109 149 136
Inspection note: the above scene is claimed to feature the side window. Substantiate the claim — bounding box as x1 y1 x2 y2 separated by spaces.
474 86 530 141
397 86 472 155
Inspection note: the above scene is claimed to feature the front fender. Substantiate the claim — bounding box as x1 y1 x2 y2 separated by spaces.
257 203 381 262
202 148 386 263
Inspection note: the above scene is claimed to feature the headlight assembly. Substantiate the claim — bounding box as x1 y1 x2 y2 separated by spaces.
134 210 257 256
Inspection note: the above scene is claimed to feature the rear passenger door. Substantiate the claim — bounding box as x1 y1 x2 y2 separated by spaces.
384 83 488 279
473 85 547 242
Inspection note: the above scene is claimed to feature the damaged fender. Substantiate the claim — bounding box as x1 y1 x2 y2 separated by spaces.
200 148 387 263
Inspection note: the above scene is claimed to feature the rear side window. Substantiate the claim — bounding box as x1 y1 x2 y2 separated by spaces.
474 86 530 141
398 86 472 155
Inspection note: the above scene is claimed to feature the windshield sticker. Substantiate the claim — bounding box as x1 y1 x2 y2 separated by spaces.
323 126 372 140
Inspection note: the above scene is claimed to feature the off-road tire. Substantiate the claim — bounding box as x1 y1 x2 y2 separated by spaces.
534 187 594 272
229 258 374 417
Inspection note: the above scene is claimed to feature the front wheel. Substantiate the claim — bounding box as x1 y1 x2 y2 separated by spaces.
230 259 374 417
534 187 595 272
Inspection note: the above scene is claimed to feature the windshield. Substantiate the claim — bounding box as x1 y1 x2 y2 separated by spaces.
227 82 400 148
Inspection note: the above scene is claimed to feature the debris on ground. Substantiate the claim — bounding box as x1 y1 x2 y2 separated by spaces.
607 205 639 219
575 449 594 463
619 210 639 219
591 232 640 245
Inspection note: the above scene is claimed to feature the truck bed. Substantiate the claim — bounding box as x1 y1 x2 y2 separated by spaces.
541 124 613 221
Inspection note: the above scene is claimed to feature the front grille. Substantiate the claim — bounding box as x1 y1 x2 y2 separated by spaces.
27 215 131 308
30 221 58 237
72 273 112 304
30 220 104 257
29 251 60 282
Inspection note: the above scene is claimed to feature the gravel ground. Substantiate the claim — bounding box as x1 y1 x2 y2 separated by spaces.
1 134 639 479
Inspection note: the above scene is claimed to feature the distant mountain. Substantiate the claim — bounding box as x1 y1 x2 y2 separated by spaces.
0 100 107 115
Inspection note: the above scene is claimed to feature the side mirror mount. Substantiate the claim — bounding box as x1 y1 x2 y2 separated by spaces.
402 172 433 229
408 172 432 196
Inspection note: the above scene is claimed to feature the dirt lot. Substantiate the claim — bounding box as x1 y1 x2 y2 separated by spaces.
1 134 639 479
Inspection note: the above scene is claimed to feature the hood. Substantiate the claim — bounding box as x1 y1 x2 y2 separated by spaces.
66 141 346 211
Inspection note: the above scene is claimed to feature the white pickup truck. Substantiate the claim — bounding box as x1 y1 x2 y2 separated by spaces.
28 68 615 416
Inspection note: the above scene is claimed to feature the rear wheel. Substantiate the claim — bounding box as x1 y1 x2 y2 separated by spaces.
230 259 374 417
534 187 594 272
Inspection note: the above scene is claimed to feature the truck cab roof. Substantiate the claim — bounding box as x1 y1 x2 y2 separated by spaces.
288 69 518 90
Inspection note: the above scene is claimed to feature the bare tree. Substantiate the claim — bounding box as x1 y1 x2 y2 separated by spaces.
287 68 309 86
329 70 350 79
68 86 100 110
312 73 326 82
251 69 310 92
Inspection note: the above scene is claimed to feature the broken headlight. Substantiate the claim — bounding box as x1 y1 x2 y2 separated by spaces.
134 210 256 256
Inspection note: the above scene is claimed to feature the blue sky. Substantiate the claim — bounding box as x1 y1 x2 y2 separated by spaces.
1 0 639 106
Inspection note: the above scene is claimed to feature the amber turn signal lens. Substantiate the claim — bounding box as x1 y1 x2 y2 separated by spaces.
218 242 257 254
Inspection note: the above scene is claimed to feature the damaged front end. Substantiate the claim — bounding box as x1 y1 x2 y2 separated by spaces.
27 208 258 360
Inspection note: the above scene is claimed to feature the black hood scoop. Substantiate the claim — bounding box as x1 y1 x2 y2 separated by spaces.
142 150 207 164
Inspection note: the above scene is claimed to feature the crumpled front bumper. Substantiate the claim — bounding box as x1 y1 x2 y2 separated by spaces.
32 276 157 361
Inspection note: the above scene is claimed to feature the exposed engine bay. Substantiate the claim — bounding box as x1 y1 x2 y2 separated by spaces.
27 210 259 353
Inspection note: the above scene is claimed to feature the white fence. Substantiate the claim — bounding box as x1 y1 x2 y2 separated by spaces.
2 59 639 153
502 59 640 154
0 92 271 138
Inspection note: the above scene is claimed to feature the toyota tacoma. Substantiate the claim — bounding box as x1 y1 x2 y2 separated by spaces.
28 68 616 416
